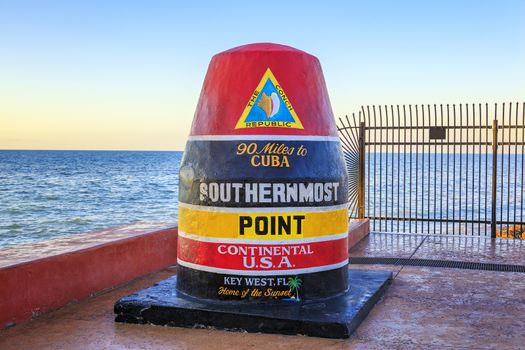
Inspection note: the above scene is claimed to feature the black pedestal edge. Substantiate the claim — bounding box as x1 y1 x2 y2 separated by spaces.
114 269 392 339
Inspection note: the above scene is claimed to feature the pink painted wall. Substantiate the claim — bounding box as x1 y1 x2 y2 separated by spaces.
0 227 178 329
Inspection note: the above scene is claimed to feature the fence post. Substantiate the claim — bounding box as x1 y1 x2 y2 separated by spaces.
358 121 366 218
491 118 498 238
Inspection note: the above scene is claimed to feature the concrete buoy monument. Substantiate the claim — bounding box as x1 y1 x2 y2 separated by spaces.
115 43 392 339
177 43 350 300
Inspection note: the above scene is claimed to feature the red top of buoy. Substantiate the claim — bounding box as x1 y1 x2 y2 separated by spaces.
190 43 337 137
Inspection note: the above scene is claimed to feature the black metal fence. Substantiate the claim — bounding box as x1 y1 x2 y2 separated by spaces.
338 102 525 237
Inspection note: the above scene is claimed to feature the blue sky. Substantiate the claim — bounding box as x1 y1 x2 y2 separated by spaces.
1 0 523 150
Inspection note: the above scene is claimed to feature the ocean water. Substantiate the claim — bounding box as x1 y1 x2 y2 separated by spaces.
0 150 181 247
365 152 525 235
1 150 523 247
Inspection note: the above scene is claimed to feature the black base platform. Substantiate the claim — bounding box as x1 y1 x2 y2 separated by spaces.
114 269 392 339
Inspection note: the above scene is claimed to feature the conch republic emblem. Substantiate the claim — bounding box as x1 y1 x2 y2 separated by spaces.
177 43 349 302
235 68 304 129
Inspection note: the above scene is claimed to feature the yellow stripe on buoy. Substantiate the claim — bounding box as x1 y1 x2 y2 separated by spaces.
179 206 348 240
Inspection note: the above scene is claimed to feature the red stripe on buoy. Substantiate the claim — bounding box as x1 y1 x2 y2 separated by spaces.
177 236 348 273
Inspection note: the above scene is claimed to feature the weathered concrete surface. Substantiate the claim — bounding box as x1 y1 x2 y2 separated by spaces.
1 264 525 349
348 265 525 349
349 232 426 259
0 266 345 350
413 235 525 265
351 232 525 265
1 233 524 349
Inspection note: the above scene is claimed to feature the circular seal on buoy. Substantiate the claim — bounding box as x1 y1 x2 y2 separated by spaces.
177 43 349 302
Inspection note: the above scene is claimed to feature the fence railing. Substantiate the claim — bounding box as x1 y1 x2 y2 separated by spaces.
338 102 525 237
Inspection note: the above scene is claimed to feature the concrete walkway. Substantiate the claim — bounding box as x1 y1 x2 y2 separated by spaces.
1 233 524 349
351 232 525 265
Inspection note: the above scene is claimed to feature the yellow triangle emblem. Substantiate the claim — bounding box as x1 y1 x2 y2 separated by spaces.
235 68 304 129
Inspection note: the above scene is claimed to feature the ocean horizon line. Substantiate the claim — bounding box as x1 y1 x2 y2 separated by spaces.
0 149 184 152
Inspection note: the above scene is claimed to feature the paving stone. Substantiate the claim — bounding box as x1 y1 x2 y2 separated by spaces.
349 232 426 259
412 235 525 265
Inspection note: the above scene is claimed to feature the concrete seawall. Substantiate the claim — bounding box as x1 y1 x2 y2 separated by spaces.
0 220 368 329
